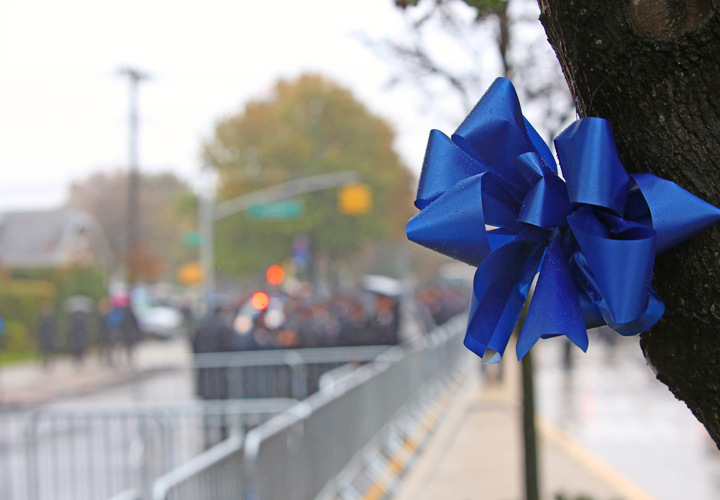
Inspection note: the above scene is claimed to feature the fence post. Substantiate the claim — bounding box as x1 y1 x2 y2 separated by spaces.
517 286 539 500
521 349 539 500
138 412 152 499
285 351 307 400
25 412 40 500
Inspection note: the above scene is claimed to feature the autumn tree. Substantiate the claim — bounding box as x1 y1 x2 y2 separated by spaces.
204 73 414 278
530 2 720 446
68 171 196 282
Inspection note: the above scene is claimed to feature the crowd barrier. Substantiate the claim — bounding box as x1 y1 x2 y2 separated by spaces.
131 345 393 403
0 345 395 500
151 316 468 500
0 400 294 500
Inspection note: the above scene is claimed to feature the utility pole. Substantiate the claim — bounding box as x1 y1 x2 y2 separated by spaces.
118 66 151 287
198 169 216 310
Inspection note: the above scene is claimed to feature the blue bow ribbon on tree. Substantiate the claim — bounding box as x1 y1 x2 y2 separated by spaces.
407 78 720 361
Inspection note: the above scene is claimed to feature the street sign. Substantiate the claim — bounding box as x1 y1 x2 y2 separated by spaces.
291 234 311 269
182 231 203 247
248 199 303 219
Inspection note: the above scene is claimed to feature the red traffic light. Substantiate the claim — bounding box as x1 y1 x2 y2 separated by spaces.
266 264 285 286
251 291 269 310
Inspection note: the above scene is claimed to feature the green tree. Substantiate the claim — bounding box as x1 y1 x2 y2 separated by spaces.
205 73 414 278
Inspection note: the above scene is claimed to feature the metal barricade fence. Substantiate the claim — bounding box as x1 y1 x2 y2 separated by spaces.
131 345 393 403
245 318 465 500
151 434 246 500
0 399 295 500
151 316 468 500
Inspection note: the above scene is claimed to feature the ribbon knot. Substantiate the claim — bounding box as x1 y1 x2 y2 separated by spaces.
407 78 720 361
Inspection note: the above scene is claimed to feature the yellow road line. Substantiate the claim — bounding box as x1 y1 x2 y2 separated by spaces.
537 416 658 500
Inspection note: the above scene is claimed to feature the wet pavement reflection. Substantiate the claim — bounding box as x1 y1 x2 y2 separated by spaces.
536 327 720 500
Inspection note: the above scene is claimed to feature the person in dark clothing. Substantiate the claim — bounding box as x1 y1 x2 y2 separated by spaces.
69 311 88 365
192 307 233 354
96 299 114 367
192 307 235 448
180 303 195 340
36 301 58 369
373 295 401 346
120 305 141 365
192 307 234 400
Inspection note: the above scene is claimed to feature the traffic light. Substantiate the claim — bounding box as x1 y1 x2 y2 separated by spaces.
266 264 285 286
338 183 373 216
251 292 269 310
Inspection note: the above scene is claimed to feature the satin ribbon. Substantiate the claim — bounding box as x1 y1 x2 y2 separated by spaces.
407 78 720 361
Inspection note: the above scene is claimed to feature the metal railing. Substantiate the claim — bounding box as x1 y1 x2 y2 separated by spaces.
129 345 394 403
107 489 142 500
151 316 467 500
0 344 395 500
0 399 294 500
151 434 246 500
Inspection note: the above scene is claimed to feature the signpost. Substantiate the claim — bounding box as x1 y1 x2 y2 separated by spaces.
248 199 303 220
182 231 202 247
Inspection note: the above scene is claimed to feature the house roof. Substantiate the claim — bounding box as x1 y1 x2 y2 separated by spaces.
0 208 113 268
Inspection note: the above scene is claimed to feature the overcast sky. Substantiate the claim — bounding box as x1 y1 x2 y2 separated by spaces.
0 0 512 211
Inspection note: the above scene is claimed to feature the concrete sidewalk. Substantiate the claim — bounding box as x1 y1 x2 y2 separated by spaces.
0 339 191 406
392 359 657 500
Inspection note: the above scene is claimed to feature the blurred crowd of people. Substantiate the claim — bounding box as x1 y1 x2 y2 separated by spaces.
192 290 401 356
191 283 471 357
190 282 471 406
415 285 472 330
35 296 142 368
30 280 471 370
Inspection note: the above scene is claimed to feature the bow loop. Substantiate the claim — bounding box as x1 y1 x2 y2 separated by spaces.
631 173 720 253
517 229 588 360
555 118 630 215
465 231 545 358
567 207 656 325
452 78 539 191
415 129 489 209
515 153 572 229
524 117 558 174
406 172 521 267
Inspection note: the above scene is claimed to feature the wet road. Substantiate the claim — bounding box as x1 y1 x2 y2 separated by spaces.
536 328 720 500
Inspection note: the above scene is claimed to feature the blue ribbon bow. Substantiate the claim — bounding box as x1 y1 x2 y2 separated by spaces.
407 78 720 361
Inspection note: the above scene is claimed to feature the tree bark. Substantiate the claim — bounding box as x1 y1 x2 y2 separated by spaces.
537 0 720 446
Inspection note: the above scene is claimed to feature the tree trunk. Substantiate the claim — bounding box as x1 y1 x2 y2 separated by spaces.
537 0 720 446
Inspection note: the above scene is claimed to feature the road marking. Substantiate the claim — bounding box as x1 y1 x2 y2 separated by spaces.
537 415 658 500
